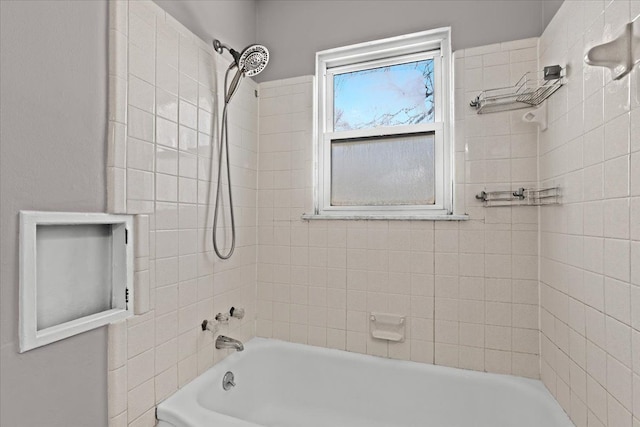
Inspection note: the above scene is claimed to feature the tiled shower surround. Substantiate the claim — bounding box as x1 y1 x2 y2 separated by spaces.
537 1 640 427
255 38 542 376
105 1 639 427
106 1 257 426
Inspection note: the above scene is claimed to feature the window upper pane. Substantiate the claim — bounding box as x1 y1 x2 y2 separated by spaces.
330 133 435 206
333 59 435 131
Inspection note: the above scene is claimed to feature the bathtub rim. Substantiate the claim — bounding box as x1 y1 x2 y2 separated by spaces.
156 337 575 427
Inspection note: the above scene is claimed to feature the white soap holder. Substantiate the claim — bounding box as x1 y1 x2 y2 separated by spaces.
369 312 405 342
584 16 640 80
522 102 547 131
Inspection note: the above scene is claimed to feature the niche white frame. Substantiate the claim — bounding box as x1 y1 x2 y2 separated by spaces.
19 211 134 352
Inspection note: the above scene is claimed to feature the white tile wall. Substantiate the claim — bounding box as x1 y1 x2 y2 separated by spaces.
106 1 258 426
107 1 129 214
538 1 639 426
255 38 541 378
107 1 640 426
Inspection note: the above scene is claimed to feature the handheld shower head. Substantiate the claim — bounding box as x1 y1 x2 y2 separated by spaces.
237 44 269 77
211 40 270 260
213 40 270 103
225 44 269 102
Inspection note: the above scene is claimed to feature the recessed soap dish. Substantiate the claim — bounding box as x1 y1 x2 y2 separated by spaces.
370 312 406 342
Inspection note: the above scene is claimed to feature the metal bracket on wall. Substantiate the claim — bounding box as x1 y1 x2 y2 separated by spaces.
475 187 560 207
469 66 565 114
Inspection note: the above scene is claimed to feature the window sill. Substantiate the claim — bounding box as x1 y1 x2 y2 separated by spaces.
301 213 469 221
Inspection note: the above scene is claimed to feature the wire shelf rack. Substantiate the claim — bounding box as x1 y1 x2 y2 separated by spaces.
470 66 565 114
475 187 561 207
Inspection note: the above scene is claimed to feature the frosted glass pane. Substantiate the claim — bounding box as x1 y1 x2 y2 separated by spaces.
36 224 114 330
334 59 435 131
331 133 435 206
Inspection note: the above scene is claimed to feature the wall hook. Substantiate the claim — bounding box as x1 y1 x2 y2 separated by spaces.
522 102 547 131
584 17 640 80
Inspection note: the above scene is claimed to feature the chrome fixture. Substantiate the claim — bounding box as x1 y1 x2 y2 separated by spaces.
469 66 565 114
201 313 231 335
230 306 245 319
211 39 270 260
213 40 269 103
215 335 244 351
201 319 219 334
475 187 560 207
222 371 236 391
215 312 230 324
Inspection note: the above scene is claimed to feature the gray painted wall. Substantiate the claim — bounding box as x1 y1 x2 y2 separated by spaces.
255 0 561 82
153 0 257 55
543 0 565 29
0 1 109 425
151 0 563 83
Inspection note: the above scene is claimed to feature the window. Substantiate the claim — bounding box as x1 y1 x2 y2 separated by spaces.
313 28 455 219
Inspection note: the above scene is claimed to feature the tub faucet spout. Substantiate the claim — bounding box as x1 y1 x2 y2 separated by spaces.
216 335 244 352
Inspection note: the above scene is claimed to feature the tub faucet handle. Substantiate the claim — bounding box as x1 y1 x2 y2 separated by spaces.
230 306 245 319
201 319 220 334
215 312 229 323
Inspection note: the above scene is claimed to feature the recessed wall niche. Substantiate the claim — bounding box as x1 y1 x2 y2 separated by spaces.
19 211 133 352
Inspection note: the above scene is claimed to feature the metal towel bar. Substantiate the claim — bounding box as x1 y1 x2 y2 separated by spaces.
475 187 560 207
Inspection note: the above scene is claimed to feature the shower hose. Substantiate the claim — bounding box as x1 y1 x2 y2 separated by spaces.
212 67 237 259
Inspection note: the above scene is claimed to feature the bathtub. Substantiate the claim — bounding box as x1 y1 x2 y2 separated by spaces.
157 338 574 427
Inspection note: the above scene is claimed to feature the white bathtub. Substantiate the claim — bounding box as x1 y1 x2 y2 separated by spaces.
157 338 574 427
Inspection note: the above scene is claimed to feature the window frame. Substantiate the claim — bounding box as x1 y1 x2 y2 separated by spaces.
313 27 454 219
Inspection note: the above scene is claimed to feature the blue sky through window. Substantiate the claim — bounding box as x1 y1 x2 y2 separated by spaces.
334 59 435 131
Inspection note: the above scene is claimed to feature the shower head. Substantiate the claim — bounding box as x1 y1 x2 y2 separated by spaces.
214 39 270 76
213 39 270 103
237 44 269 77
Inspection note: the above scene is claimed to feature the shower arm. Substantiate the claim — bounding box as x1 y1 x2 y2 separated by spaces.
213 39 242 66
212 39 228 54
213 39 246 103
